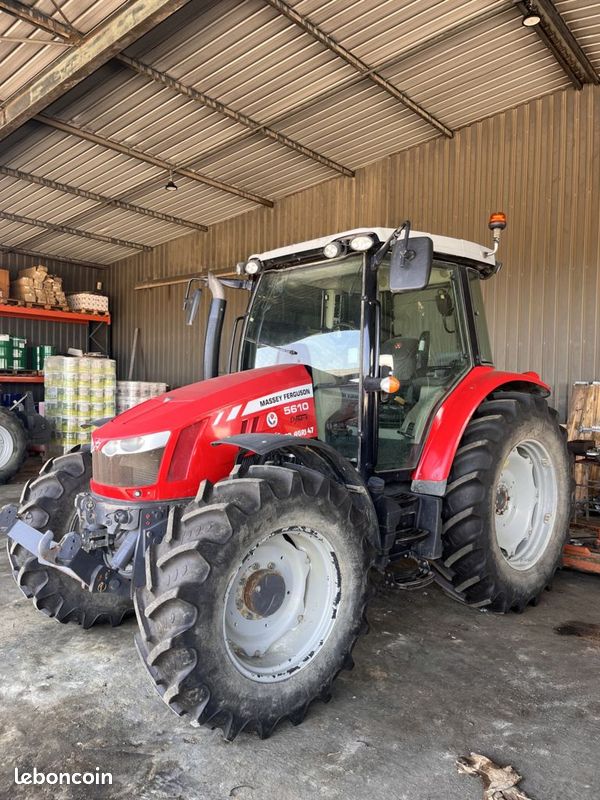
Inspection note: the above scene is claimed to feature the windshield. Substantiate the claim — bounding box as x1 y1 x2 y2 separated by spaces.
240 257 363 461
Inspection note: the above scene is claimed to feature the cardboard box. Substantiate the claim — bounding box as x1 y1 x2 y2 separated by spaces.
19 266 48 280
0 269 8 301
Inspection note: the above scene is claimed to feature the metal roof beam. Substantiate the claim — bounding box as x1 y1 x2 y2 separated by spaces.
0 210 152 252
0 244 107 270
0 0 79 42
0 165 208 232
262 0 453 138
516 0 599 88
36 113 274 207
116 54 355 178
0 0 191 142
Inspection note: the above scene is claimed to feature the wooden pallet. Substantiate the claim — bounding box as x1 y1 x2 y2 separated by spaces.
5 298 69 312
567 382 600 502
70 308 110 317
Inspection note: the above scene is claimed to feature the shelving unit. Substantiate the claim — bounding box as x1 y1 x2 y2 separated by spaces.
0 304 110 325
0 303 111 360
0 375 44 383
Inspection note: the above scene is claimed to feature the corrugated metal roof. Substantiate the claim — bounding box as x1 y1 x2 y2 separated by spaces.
0 0 130 101
0 0 597 265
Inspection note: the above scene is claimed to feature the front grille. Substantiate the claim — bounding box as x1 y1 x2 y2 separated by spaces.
92 447 165 487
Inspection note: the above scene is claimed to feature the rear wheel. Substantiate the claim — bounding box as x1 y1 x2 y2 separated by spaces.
441 392 570 611
134 463 374 740
7 450 133 628
0 407 27 483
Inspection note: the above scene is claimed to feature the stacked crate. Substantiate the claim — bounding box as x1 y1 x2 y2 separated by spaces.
44 356 116 450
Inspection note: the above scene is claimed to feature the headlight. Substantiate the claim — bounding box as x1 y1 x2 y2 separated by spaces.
101 431 170 458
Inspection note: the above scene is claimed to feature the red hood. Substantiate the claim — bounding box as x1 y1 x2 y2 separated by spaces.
91 364 317 502
95 365 310 440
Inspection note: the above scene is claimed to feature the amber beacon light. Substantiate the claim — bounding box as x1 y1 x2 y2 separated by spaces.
485 211 507 256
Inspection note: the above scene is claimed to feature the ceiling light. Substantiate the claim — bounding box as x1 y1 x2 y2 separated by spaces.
522 5 541 26
165 171 178 191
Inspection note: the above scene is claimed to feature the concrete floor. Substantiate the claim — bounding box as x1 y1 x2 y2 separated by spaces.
0 459 599 800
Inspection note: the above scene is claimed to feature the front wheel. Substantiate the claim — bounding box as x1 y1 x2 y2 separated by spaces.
442 392 570 612
134 463 374 740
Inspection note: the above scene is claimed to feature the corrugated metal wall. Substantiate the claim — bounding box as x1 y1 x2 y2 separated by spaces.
0 253 102 371
107 84 600 419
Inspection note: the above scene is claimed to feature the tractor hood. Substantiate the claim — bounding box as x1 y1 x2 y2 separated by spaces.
91 364 317 502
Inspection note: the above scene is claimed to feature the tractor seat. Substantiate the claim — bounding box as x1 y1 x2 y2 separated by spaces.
380 336 419 382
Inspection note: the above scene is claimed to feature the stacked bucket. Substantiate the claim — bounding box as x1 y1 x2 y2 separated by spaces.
117 381 168 413
44 356 117 450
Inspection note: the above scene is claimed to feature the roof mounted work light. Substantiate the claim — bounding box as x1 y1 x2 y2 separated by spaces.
323 240 345 259
349 234 375 252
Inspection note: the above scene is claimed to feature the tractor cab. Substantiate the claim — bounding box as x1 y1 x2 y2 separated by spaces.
235 225 496 479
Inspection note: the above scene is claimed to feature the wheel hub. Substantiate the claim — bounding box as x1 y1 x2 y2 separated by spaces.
223 527 340 682
495 484 510 515
494 439 558 570
240 568 286 618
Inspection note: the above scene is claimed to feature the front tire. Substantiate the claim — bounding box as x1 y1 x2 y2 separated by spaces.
134 464 374 740
0 406 27 483
441 392 570 612
7 450 133 628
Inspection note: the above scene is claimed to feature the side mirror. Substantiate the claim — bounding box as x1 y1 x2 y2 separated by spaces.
183 279 203 326
389 236 433 293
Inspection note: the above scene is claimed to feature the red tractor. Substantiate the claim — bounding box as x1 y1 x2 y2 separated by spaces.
2 220 570 740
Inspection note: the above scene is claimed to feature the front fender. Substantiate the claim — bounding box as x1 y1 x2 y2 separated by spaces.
411 366 549 496
214 433 379 546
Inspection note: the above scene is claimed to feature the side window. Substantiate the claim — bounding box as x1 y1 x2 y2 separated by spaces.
376 263 470 472
469 270 494 364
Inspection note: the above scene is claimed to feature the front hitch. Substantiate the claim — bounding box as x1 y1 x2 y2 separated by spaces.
0 504 130 596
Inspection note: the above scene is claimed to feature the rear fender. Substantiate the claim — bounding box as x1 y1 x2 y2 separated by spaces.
411 366 549 496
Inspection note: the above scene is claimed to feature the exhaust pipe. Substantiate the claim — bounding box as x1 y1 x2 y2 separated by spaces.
204 272 226 379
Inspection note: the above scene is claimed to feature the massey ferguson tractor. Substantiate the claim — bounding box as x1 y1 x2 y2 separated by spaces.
2 219 569 740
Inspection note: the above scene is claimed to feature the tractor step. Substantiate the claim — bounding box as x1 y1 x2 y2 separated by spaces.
384 553 434 590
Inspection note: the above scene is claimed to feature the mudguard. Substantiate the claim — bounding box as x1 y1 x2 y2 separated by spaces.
411 366 549 496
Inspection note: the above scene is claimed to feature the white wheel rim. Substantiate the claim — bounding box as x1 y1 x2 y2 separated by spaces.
494 438 558 571
0 426 15 469
223 526 340 682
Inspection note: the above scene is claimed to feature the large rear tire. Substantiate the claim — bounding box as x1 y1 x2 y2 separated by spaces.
134 463 374 740
441 392 570 612
7 450 133 628
0 406 27 483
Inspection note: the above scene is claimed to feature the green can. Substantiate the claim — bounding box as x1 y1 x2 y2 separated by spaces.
0 337 13 371
12 337 27 371
29 345 56 371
